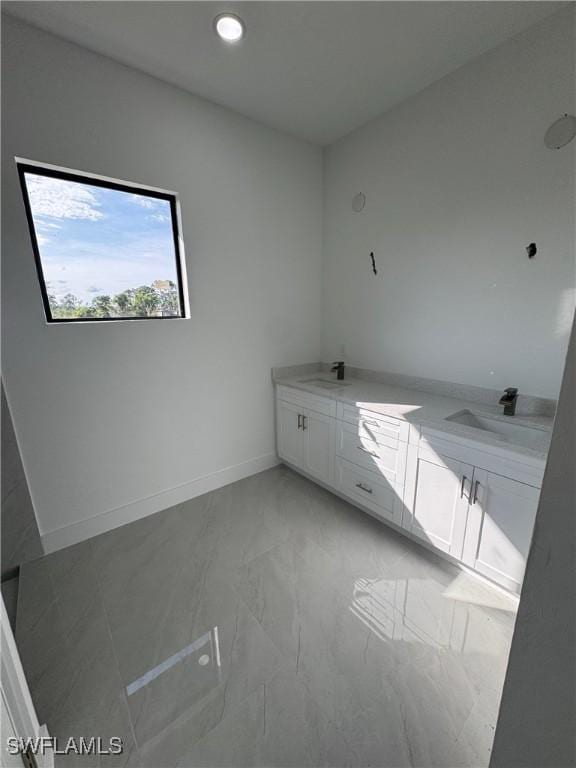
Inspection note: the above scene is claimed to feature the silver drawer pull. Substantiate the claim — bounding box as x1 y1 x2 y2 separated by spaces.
460 475 468 499
355 482 373 495
361 419 380 428
358 445 378 458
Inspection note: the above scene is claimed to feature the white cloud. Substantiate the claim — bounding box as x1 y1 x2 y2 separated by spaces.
129 194 155 209
150 212 170 223
26 174 103 221
129 193 172 223
37 221 62 231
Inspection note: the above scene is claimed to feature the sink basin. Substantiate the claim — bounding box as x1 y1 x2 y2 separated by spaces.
445 410 551 451
298 378 352 390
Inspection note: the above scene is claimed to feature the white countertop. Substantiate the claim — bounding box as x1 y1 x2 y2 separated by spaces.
275 374 553 463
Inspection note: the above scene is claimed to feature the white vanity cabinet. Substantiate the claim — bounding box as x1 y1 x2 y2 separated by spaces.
275 383 545 595
334 456 402 525
461 470 540 593
302 410 336 486
404 432 544 593
276 386 336 487
276 399 305 468
334 405 408 526
404 442 473 559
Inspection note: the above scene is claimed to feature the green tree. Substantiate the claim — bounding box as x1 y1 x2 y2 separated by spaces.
112 290 135 317
61 293 79 313
132 285 159 316
45 281 59 312
45 280 179 320
49 293 81 319
155 280 179 316
91 295 112 318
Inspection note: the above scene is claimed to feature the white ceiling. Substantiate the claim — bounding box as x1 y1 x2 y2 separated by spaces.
3 1 567 145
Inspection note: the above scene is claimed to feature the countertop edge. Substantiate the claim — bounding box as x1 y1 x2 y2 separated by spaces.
274 376 551 466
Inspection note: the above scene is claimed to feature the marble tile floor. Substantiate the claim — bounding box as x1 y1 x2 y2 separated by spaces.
14 466 518 767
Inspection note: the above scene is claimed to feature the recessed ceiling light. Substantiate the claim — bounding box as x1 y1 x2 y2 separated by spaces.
214 13 245 43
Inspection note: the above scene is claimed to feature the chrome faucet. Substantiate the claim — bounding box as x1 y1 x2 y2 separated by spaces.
499 387 518 416
331 361 345 380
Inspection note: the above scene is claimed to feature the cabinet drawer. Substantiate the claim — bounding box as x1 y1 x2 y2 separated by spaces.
337 403 410 443
276 385 336 417
335 457 399 523
336 421 406 484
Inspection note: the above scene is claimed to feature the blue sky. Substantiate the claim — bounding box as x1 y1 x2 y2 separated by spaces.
25 172 179 304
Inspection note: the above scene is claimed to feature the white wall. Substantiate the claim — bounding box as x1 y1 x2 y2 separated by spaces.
1 17 323 547
322 8 575 400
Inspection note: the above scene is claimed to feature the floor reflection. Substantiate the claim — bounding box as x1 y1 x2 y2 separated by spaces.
126 626 221 697
350 570 515 654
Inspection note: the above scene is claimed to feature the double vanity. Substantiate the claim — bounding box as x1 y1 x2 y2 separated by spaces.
274 368 553 595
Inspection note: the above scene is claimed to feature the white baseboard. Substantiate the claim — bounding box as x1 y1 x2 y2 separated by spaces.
41 453 280 554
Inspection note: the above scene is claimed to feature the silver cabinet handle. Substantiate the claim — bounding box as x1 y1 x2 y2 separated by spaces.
297 414 302 430
361 419 380 428
472 480 480 505
460 475 468 499
302 415 307 431
355 482 373 495
358 445 378 458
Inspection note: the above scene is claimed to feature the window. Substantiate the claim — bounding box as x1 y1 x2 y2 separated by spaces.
17 160 188 322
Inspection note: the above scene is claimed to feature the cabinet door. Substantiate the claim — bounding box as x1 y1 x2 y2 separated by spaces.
302 409 335 486
462 469 540 593
404 444 473 559
277 400 304 469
